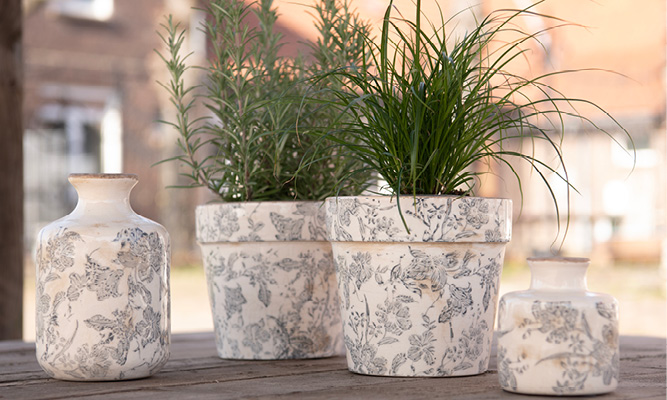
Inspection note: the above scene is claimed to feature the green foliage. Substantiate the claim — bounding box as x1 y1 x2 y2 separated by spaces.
157 0 371 201
307 0 631 214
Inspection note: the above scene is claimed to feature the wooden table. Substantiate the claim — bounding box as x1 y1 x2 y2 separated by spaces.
1 333 665 399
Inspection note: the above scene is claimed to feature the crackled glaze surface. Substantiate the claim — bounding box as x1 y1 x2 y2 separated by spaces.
35 174 170 381
497 258 619 395
197 202 342 359
326 196 511 377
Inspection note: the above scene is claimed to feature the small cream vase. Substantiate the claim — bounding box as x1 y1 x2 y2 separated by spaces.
35 174 170 381
497 257 619 395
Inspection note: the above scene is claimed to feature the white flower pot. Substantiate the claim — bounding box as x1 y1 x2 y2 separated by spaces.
326 196 511 376
35 174 170 381
497 257 619 395
196 201 343 359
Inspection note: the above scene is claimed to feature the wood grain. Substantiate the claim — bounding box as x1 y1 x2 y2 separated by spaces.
0 333 664 399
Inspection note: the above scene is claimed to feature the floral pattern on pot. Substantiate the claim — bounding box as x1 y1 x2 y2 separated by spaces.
333 243 505 376
36 226 170 381
197 202 342 359
326 196 511 243
326 196 511 377
197 201 327 243
497 297 619 394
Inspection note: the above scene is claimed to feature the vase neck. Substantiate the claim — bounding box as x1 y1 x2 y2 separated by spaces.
69 174 138 218
528 257 589 291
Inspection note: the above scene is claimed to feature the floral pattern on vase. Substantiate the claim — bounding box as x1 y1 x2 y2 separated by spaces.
326 196 511 377
497 257 619 395
35 174 170 381
197 202 342 359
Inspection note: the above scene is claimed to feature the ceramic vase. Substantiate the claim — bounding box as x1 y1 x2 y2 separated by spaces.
326 196 511 376
35 174 170 381
497 257 619 395
196 201 343 359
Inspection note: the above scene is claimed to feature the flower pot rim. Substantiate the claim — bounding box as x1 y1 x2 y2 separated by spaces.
196 199 324 211
326 195 511 243
196 200 328 243
325 194 510 201
527 257 590 264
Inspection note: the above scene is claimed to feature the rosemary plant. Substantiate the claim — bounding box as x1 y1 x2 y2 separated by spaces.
157 0 371 202
295 0 374 197
307 0 631 219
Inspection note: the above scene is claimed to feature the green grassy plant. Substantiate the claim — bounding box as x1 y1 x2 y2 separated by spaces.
305 0 632 227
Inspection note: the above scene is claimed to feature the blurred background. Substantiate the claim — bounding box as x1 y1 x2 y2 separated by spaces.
20 0 665 340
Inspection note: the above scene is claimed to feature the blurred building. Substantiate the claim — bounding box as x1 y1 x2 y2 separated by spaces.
22 0 666 266
22 0 305 259
478 0 666 264
24 0 174 250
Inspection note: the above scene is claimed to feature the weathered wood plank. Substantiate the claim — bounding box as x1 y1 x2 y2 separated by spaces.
0 0 23 341
0 334 663 399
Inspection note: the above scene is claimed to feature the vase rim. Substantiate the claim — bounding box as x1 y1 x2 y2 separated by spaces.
69 173 138 180
527 257 590 263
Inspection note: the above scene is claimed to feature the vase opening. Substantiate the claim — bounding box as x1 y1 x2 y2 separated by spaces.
526 257 589 291
68 173 138 215
526 256 589 263
69 173 137 197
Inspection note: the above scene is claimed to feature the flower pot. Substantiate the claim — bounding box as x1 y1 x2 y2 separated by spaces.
196 201 343 359
326 195 511 376
497 257 619 395
35 174 170 381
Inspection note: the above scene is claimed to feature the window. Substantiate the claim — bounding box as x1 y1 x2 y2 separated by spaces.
611 130 657 169
24 84 121 245
48 0 114 22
